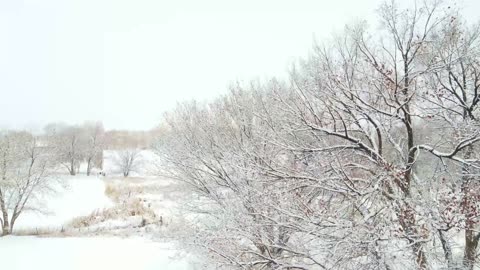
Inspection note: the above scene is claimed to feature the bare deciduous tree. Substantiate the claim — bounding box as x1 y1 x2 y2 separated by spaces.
115 149 141 177
84 122 105 176
0 131 55 235
155 1 480 269
45 122 105 176
46 124 86 176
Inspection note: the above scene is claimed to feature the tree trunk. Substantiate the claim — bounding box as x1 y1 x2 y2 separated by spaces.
399 204 428 269
463 145 478 270
0 157 10 236
9 213 19 234
86 158 92 176
1 220 9 236
438 229 454 269
98 151 103 170
464 228 478 270
70 160 76 176
0 193 10 236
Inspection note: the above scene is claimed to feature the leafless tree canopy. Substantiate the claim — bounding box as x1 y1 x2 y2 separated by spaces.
115 149 142 177
45 122 105 176
155 1 480 269
0 131 56 235
84 122 105 176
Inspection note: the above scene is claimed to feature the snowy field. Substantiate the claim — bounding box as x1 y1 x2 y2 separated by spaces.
0 236 193 270
12 176 113 231
0 151 199 270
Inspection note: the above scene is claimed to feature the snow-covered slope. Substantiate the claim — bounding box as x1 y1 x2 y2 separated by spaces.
0 236 194 270
13 176 113 231
1 154 200 270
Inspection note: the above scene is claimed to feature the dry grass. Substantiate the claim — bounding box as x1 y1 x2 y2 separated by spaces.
66 177 163 231
104 180 146 203
12 227 78 237
13 227 59 236
9 178 165 237
68 199 157 229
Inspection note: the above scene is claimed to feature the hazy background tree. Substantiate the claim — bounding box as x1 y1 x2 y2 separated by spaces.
115 149 142 177
84 122 105 176
46 124 86 176
44 122 106 176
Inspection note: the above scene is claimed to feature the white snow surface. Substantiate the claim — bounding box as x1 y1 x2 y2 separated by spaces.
13 175 113 231
0 236 193 270
2 153 199 270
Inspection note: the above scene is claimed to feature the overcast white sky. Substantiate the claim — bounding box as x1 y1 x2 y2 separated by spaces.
0 0 478 130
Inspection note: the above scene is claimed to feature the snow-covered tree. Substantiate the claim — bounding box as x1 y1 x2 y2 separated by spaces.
155 1 480 269
84 122 105 176
46 124 86 176
115 149 141 177
45 122 105 176
0 131 56 235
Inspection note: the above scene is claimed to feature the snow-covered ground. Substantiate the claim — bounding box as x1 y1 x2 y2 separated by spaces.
0 236 193 270
0 151 201 270
13 176 113 231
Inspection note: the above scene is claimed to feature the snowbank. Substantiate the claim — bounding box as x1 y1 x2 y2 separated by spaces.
0 236 194 270
13 176 113 231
